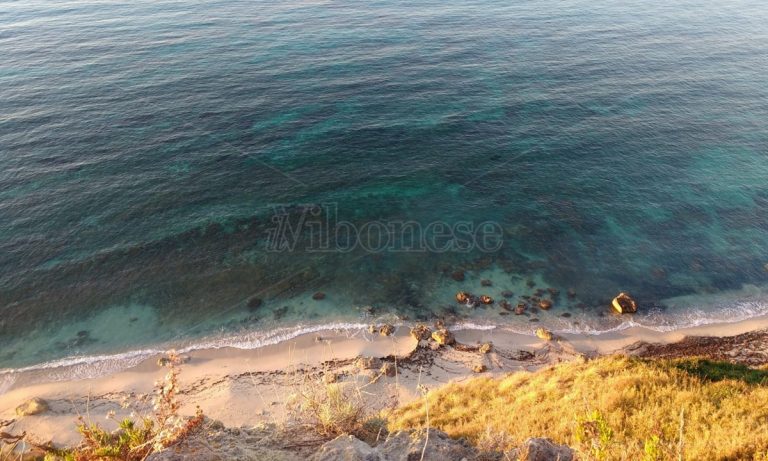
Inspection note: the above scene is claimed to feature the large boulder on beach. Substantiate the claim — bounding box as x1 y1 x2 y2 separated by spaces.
431 328 455 346
16 397 49 416
535 328 553 341
410 324 431 341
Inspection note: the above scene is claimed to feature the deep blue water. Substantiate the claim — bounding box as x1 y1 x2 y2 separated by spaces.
1 0 768 371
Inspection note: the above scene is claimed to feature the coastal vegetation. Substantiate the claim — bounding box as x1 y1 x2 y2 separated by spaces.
390 355 768 460
5 352 768 460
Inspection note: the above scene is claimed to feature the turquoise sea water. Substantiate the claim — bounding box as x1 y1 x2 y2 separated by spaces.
1 0 768 374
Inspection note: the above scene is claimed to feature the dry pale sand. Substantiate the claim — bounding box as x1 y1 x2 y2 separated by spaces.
2 314 768 449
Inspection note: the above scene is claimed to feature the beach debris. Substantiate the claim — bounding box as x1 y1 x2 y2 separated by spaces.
535 328 553 341
16 398 49 417
456 291 471 303
380 324 395 336
612 292 638 314
356 357 381 370
501 290 514 298
451 270 465 282
410 324 432 341
480 279 492 287
479 342 493 354
480 295 494 305
380 362 397 377
246 297 263 310
539 299 553 310
431 328 455 346
312 292 326 300
472 363 487 373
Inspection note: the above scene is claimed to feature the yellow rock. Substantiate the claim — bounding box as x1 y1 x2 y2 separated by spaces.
535 328 553 341
16 397 49 416
431 328 455 346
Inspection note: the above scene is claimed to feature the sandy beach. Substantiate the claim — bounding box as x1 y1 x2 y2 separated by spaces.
3 314 768 449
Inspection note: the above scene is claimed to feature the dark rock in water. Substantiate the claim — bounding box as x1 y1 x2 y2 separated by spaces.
568 288 577 299
451 270 465 282
455 291 471 303
561 312 572 318
501 290 514 298
535 288 546 297
77 330 89 338
129 317 139 323
529 318 539 322
480 279 492 287
499 311 509 316
547 287 560 297
526 279 536 288
312 292 326 300
247 297 263 309
499 300 512 311
515 303 526 315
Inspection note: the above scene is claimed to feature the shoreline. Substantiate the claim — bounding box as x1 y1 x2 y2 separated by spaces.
2 313 768 447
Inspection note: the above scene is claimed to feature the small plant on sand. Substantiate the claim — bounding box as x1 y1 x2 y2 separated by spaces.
44 351 203 461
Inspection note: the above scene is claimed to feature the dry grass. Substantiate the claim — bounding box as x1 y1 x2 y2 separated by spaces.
388 355 768 461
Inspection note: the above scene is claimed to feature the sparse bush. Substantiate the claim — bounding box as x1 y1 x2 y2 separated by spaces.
43 351 204 461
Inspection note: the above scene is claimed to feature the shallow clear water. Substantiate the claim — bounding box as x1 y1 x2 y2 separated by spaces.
1 0 768 371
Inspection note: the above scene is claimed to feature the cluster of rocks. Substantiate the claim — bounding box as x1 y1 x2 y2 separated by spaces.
147 423 574 461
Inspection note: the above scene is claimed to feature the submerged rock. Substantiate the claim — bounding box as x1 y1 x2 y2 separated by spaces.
480 279 492 287
247 297 263 309
451 270 465 282
16 397 49 416
539 299 552 310
479 295 494 305
312 292 326 301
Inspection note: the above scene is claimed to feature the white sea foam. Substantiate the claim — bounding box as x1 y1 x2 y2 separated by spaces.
2 294 767 387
